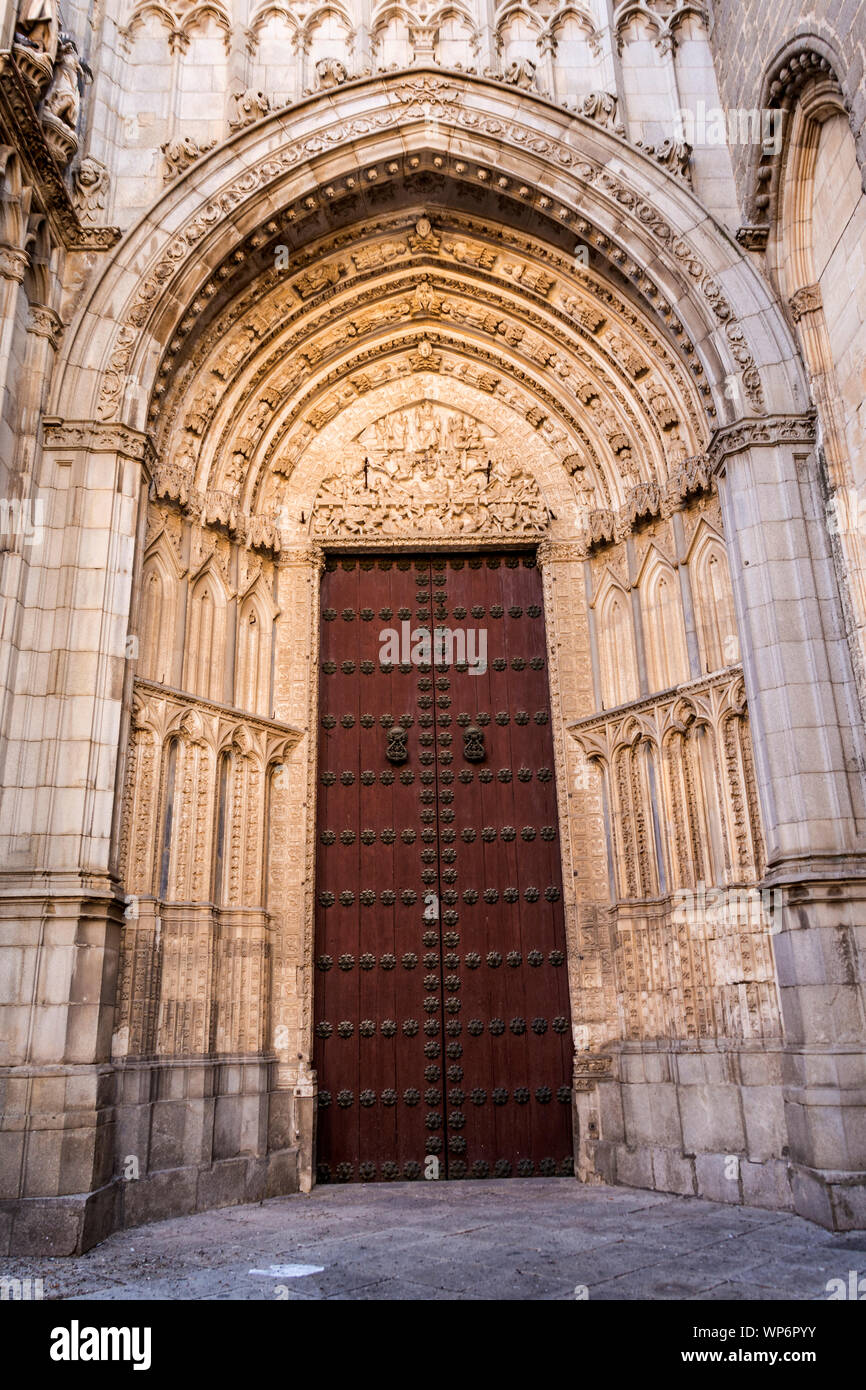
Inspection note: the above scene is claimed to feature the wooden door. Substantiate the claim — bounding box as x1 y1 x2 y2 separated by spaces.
313 552 573 1183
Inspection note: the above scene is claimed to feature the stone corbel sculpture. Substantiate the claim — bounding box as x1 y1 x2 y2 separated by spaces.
71 155 109 225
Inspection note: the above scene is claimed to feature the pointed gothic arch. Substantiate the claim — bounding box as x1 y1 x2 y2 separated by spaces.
638 543 690 693
687 520 738 676
184 564 229 703
594 570 639 709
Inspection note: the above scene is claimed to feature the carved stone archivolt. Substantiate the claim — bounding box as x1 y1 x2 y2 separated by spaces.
69 74 800 434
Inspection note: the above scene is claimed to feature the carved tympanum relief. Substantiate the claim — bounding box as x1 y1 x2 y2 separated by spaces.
312 401 549 537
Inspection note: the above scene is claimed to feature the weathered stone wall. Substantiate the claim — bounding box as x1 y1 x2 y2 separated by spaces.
706 0 866 208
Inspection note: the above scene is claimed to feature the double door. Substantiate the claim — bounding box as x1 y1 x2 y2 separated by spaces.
313 551 573 1182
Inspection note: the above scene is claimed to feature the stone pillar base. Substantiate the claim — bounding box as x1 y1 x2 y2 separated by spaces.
790 1164 866 1231
0 1183 120 1257
117 1149 300 1232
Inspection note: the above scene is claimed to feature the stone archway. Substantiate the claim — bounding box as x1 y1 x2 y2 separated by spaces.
9 69 865 1238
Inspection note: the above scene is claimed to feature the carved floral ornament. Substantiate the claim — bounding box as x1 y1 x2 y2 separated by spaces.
74 73 796 438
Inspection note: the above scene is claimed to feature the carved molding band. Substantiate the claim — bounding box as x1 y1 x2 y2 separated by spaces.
708 413 817 469
42 418 156 467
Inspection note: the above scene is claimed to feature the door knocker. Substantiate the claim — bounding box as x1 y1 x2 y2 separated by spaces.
463 725 486 762
386 725 408 764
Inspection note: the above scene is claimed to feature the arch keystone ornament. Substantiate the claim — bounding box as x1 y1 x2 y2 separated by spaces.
3 45 866 1253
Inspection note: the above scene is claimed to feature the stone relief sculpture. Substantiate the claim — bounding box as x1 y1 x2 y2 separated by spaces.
71 155 109 225
637 136 693 179
315 58 349 89
310 402 549 537
229 90 270 130
502 58 537 91
162 135 217 181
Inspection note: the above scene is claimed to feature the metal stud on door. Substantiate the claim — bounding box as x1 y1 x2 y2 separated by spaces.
313 552 573 1183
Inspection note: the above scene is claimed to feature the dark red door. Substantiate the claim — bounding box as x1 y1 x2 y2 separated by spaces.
313 552 573 1183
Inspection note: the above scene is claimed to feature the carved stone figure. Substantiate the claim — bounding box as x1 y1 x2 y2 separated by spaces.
312 403 547 538
16 0 58 49
315 58 348 90
40 37 86 166
71 156 109 226
503 59 537 91
162 136 217 182
13 0 58 93
42 37 82 127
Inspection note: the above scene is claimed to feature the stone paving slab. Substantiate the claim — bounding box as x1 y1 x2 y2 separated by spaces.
2 1179 864 1301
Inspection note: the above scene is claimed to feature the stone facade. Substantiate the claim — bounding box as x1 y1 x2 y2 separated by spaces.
0 0 865 1252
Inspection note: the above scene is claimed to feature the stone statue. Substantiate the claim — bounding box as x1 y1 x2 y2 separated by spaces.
40 36 87 167
13 0 59 97
43 38 82 128
15 0 58 54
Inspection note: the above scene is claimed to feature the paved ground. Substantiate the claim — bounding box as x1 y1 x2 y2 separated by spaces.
6 1180 866 1300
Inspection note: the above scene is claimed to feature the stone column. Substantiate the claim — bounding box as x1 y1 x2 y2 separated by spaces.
537 540 617 1182
0 304 63 749
268 543 323 1192
0 245 29 472
788 283 866 674
712 414 866 1229
0 420 150 1255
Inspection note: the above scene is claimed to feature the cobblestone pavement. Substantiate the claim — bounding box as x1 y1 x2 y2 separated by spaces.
6 1180 866 1301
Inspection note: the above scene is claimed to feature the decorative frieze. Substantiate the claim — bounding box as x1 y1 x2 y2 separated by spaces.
708 413 817 470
